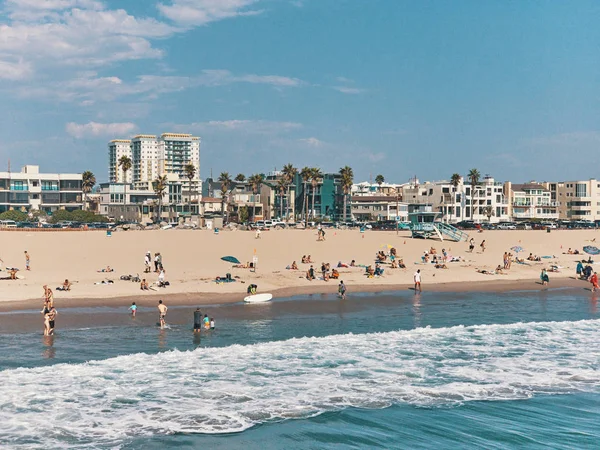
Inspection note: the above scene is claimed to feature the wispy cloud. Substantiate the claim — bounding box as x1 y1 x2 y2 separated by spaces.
299 137 324 147
65 121 137 138
333 86 366 95
157 0 262 26
173 120 303 134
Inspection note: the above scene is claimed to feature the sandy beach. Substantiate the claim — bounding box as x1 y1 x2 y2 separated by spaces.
0 227 598 313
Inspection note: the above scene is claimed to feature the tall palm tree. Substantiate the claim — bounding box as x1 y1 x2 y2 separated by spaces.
234 173 246 182
248 173 264 221
339 166 354 222
375 174 385 190
450 173 461 222
118 155 132 205
300 166 312 226
153 175 168 222
310 167 323 220
183 163 196 216
218 172 232 223
467 168 481 220
276 177 287 220
282 163 297 220
82 170 96 211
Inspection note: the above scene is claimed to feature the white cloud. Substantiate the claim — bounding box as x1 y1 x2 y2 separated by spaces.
299 137 324 147
174 120 302 134
333 86 365 95
157 0 262 26
0 58 33 80
65 121 137 138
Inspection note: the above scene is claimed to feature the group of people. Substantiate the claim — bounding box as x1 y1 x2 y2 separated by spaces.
468 238 486 253
317 226 326 241
305 263 339 281
129 300 216 331
41 285 57 335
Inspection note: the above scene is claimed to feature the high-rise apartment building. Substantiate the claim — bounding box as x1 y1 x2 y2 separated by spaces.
545 179 600 221
108 139 132 183
131 135 159 190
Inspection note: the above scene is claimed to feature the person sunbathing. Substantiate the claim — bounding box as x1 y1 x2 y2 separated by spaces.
98 266 114 272
233 262 249 268
337 261 349 268
398 259 406 269
495 265 504 274
306 255 314 263
301 255 307 263
350 260 356 267
331 269 339 279
56 279 72 291
306 265 315 281
423 253 430 263
140 279 149 290
390 260 398 269
377 252 386 262
435 263 448 269
8 268 17 280
291 261 298 270
366 265 375 276
390 247 397 257
374 264 384 276
429 247 437 255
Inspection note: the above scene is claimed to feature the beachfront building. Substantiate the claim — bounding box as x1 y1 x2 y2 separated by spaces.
0 165 83 213
157 133 201 197
352 181 407 197
201 177 263 222
262 171 297 220
400 176 510 223
544 179 600 221
350 196 409 221
504 182 559 221
294 172 345 221
131 135 159 190
108 140 132 183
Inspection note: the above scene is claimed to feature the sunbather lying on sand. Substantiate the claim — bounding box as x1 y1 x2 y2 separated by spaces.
97 266 114 272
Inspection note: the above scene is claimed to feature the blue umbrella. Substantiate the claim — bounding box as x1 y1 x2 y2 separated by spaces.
583 246 600 255
221 256 241 264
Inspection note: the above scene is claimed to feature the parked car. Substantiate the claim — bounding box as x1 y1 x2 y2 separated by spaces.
496 222 517 230
456 220 478 229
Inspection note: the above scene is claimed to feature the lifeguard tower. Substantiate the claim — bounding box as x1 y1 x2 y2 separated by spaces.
408 204 468 242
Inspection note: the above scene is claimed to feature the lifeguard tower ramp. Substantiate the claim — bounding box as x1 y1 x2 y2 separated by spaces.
408 206 468 242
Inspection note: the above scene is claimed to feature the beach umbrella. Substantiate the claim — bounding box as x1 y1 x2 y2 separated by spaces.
221 256 241 264
583 246 600 255
510 246 524 253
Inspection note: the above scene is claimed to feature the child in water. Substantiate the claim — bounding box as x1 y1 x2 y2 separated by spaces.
129 302 137 317
210 318 215 330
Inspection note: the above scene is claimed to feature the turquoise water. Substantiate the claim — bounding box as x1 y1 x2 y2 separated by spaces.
1 289 599 448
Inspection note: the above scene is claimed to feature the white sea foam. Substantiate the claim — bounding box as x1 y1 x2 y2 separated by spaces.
1 319 600 448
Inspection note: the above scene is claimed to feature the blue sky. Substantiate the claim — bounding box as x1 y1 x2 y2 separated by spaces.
1 0 600 183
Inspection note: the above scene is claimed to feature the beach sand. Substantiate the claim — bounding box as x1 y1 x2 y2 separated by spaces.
0 228 597 314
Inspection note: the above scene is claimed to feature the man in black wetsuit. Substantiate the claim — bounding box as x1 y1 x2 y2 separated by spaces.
193 307 202 333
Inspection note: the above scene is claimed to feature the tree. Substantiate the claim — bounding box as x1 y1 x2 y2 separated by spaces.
282 163 297 220
183 163 197 216
234 173 246 182
300 166 312 226
276 177 287 220
467 168 481 220
375 174 385 189
153 175 168 222
450 173 461 222
248 173 264 222
483 205 494 223
310 167 323 220
238 205 249 223
82 171 96 211
118 155 132 205
339 166 354 222
218 172 232 223
0 210 27 222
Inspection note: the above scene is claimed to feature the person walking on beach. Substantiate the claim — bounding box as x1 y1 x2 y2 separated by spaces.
144 251 151 273
193 307 202 332
480 240 486 253
540 268 549 286
414 269 422 292
158 300 168 328
338 280 347 299
24 251 30 270
154 253 159 272
591 272 599 292
468 238 475 253
129 302 137 318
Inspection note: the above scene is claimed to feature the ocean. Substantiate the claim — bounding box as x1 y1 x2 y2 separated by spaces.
0 288 599 449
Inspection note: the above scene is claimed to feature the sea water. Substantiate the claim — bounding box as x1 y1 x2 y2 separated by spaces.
0 289 599 449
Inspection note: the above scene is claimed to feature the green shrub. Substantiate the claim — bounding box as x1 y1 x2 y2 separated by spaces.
0 210 28 222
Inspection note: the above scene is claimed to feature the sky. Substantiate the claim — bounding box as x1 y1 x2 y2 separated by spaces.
1 0 600 184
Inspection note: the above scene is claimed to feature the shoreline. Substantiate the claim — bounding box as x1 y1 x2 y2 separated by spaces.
0 276 589 313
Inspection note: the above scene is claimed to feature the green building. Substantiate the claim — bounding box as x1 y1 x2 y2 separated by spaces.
294 172 346 221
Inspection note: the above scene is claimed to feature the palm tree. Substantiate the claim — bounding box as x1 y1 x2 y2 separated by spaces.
467 168 481 220
234 173 246 182
282 163 297 220
118 155 132 205
82 170 96 211
153 175 168 222
450 173 461 222
300 166 312 226
339 166 354 222
310 167 323 220
248 174 264 222
218 172 232 223
276 177 287 220
375 174 385 191
183 163 196 216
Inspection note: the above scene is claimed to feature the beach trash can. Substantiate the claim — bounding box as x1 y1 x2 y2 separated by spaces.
214 227 219 235
546 228 551 233
106 230 112 237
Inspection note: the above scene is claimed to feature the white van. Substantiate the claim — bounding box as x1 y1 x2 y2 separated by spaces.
0 220 17 228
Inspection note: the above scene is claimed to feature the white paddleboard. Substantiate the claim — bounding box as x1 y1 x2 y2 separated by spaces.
244 293 273 303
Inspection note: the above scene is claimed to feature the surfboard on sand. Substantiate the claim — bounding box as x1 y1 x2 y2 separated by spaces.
244 293 273 303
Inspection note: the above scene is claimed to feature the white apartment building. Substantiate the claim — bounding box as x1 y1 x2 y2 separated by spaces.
504 182 559 220
545 179 600 221
400 176 510 223
350 196 409 221
352 181 407 196
0 165 83 213
131 135 159 190
108 140 132 183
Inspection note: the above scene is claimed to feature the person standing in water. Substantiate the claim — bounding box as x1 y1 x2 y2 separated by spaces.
47 307 57 335
338 280 347 299
193 307 202 333
203 314 210 330
414 269 422 292
129 302 137 318
210 318 215 330
158 300 168 328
